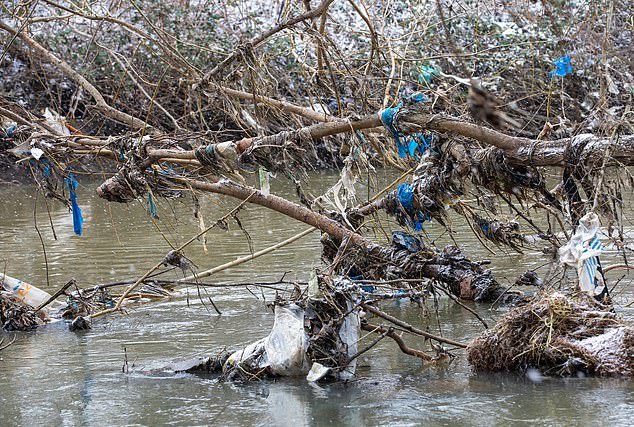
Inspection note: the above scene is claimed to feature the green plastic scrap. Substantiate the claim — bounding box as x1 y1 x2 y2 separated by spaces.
418 64 440 84
258 167 270 196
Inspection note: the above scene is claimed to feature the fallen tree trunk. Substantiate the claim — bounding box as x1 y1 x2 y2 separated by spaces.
143 109 633 169
156 177 503 301
400 112 634 167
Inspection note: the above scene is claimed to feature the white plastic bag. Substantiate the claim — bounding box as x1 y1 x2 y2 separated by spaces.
335 302 359 380
225 338 268 372
265 304 310 375
0 273 64 311
224 303 309 377
558 212 606 296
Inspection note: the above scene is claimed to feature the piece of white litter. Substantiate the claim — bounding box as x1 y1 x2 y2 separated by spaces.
30 147 44 160
306 362 332 382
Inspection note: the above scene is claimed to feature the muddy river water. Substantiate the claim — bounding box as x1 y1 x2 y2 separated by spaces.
0 172 633 426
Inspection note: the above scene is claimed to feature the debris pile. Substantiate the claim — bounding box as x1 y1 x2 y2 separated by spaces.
467 291 634 377
223 289 359 382
0 294 45 331
0 0 632 385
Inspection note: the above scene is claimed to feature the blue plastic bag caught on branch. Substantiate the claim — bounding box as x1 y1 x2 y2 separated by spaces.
380 95 432 159
380 103 403 146
418 64 440 85
65 173 83 236
396 183 430 231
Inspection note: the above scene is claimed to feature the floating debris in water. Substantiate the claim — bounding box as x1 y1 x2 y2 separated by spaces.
0 294 45 331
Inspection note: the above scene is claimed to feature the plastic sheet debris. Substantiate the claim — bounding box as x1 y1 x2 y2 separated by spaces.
3 123 17 138
0 273 64 312
310 103 331 116
307 270 321 298
404 134 432 159
223 298 360 382
397 183 415 209
42 160 52 178
147 192 159 219
306 362 332 381
258 167 271 196
30 147 44 160
380 104 403 150
43 108 71 136
224 303 310 378
548 55 573 78
418 64 440 84
334 299 359 381
379 97 431 159
8 140 31 158
393 183 430 231
9 140 54 160
558 212 607 298
266 304 310 375
391 231 423 253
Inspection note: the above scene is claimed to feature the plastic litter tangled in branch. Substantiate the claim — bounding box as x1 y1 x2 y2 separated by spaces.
548 55 573 78
380 95 433 159
64 173 83 236
147 192 159 219
395 183 430 231
418 64 440 84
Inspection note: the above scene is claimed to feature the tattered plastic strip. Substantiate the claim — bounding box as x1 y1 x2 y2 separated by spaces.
582 236 604 296
397 183 430 231
64 173 83 236
558 212 606 297
380 102 404 153
42 159 52 178
418 64 439 84
147 191 159 219
4 124 16 138
380 94 433 159
258 167 270 196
